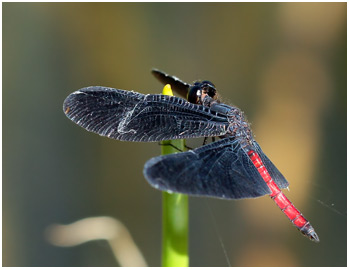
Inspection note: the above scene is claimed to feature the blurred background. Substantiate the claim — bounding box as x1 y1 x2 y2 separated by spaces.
3 2 346 267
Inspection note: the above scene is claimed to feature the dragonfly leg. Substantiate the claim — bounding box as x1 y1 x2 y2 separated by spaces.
158 142 192 151
202 137 216 145
203 137 208 145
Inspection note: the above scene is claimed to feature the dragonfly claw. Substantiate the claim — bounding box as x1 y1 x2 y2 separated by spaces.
301 223 320 242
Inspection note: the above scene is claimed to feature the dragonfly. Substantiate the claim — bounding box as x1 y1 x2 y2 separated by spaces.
63 70 319 242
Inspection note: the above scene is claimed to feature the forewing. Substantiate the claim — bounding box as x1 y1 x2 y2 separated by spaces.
252 141 289 189
63 86 229 142
152 69 190 99
144 137 271 199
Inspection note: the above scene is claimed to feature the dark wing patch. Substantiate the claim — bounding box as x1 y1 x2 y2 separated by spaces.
144 137 271 199
63 86 229 142
152 69 190 99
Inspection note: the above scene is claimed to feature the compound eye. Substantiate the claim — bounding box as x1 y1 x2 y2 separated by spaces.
188 85 201 104
201 81 217 99
202 80 215 88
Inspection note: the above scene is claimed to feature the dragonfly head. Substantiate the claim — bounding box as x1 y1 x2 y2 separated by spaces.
188 81 217 105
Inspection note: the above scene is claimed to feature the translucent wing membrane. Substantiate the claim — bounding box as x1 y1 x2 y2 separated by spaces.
63 87 229 142
252 142 289 189
144 137 271 199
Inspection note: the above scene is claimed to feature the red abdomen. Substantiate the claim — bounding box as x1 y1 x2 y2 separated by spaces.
248 150 319 242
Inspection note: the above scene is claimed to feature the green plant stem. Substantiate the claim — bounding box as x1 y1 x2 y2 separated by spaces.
161 86 189 267
162 192 189 267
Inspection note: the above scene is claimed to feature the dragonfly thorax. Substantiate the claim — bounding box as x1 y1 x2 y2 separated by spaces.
227 108 253 144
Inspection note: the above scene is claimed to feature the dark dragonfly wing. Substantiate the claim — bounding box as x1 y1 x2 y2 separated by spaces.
63 86 229 142
252 141 289 189
143 137 271 199
152 69 190 99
